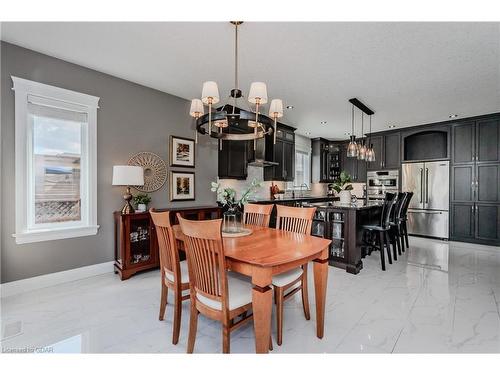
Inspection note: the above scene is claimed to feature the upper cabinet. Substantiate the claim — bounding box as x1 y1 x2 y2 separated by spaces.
311 138 341 183
452 117 500 164
367 132 401 170
218 128 249 179
402 125 449 162
340 142 367 182
264 124 295 182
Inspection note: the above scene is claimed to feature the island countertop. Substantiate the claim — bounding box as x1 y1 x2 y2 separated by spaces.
301 201 382 211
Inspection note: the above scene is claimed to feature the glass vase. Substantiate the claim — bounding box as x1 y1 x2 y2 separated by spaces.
222 206 242 233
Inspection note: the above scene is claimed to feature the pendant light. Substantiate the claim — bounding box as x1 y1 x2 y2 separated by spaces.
347 104 358 157
366 114 375 162
358 112 367 160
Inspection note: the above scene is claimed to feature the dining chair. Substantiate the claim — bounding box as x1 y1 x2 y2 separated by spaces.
273 205 316 346
362 193 397 270
243 203 273 227
177 214 255 354
399 192 414 251
149 209 190 345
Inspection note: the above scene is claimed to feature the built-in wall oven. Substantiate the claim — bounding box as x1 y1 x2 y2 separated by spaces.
367 170 399 201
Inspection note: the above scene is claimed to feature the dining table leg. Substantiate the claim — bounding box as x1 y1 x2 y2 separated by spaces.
313 247 329 339
251 268 273 354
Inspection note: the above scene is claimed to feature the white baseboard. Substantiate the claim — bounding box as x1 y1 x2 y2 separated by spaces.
0 261 114 298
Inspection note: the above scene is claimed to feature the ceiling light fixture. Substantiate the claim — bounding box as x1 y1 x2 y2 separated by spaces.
357 112 367 160
388 124 396 128
189 21 282 149
449 114 458 119
366 115 375 162
347 104 358 158
320 121 327 125
286 105 294 109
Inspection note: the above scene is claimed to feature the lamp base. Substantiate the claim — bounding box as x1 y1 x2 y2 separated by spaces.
121 186 135 214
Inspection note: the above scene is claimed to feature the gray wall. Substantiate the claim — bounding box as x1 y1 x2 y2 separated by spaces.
1 41 218 283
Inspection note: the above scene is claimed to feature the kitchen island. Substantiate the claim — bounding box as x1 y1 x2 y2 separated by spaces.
301 201 382 274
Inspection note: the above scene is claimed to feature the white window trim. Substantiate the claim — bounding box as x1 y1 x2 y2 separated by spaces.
11 76 100 244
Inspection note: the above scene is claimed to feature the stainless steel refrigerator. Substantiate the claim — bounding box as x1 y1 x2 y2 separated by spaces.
402 161 449 239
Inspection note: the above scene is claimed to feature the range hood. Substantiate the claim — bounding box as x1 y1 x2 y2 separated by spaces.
248 137 278 167
218 105 278 168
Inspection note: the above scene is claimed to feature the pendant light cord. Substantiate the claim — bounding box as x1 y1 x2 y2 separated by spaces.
351 104 354 135
361 112 364 143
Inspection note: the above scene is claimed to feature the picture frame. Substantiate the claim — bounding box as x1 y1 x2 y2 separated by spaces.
169 135 195 167
170 171 195 201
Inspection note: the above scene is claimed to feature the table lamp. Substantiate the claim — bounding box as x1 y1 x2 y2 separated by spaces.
112 165 144 214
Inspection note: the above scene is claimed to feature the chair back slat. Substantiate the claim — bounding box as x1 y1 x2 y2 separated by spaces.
150 209 178 278
276 205 316 234
243 203 273 227
177 214 227 307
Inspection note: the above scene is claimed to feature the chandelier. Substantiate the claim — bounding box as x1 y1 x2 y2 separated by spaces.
347 98 375 160
189 22 284 149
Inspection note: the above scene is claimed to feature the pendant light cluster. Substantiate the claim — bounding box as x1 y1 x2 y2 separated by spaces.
347 98 375 163
189 22 283 149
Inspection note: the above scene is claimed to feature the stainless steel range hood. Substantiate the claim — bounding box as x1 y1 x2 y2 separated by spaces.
247 137 278 167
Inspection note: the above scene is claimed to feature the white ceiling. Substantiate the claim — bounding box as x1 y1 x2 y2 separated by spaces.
2 22 499 139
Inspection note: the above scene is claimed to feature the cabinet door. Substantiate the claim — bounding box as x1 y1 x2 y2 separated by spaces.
451 165 475 202
218 130 248 179
452 122 475 164
476 164 500 202
475 204 500 242
356 159 367 182
450 203 475 240
273 140 285 180
283 142 295 181
367 136 383 170
384 132 400 169
476 118 500 162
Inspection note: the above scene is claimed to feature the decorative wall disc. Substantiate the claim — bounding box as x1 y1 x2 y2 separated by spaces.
128 152 167 192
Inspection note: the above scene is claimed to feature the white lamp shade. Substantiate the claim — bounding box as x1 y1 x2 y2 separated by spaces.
248 82 268 104
268 99 284 118
201 81 220 104
189 99 204 117
112 165 144 186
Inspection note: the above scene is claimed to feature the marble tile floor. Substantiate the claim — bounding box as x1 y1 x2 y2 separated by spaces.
1 237 499 353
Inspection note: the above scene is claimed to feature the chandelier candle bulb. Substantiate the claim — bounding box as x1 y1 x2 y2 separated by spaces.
269 99 284 145
190 99 204 144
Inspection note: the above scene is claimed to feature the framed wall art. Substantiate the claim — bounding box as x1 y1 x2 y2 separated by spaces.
169 135 195 167
170 171 195 201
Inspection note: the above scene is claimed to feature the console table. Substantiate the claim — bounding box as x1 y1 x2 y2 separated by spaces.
114 205 222 280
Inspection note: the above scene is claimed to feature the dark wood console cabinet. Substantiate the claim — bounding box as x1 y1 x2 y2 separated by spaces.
114 206 222 280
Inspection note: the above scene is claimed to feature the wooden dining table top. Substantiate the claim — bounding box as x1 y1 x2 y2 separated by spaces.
173 224 331 268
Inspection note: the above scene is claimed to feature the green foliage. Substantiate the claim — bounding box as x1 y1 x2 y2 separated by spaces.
133 193 152 206
330 171 353 193
210 178 262 209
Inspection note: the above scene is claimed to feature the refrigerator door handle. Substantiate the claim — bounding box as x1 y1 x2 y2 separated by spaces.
419 168 423 203
425 168 429 204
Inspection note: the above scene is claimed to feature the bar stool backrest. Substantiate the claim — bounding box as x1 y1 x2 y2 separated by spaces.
380 192 397 229
391 192 406 224
401 192 414 220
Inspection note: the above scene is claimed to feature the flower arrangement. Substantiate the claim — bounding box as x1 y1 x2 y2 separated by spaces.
330 171 353 193
210 178 262 210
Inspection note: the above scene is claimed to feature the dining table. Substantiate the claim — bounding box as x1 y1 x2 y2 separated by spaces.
173 223 332 354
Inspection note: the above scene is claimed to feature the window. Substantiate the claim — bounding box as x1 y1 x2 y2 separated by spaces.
12 77 100 244
293 150 311 189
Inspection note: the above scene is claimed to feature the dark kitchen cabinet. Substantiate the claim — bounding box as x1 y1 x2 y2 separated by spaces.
451 165 474 202
452 118 500 164
452 122 475 164
218 128 248 179
450 116 500 245
312 138 341 183
264 125 295 182
475 204 500 242
476 118 500 163
450 203 475 241
383 133 401 169
367 132 400 170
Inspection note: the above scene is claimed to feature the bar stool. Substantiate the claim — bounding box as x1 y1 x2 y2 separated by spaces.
362 193 397 271
388 192 407 261
399 192 414 251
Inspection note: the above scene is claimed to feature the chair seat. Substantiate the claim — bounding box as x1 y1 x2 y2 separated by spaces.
272 267 303 287
165 260 189 284
196 271 252 311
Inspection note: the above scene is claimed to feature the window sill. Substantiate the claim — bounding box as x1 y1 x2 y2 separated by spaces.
12 225 100 244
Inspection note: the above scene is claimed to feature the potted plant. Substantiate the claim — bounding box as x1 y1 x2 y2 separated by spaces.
211 179 262 233
133 193 152 212
331 171 354 204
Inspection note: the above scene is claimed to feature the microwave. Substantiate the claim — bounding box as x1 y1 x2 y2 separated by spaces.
367 170 399 200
